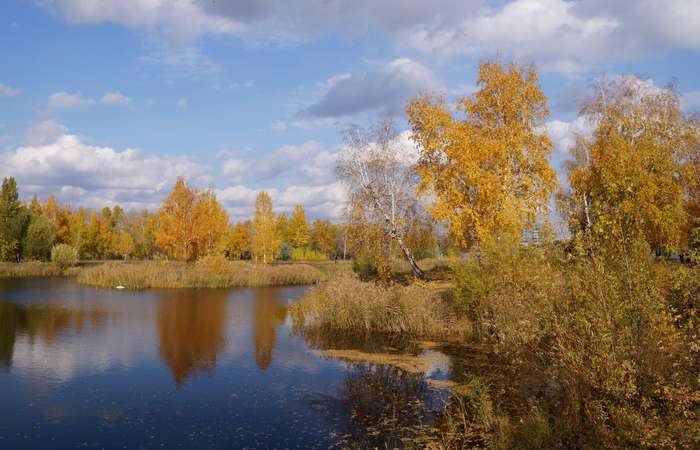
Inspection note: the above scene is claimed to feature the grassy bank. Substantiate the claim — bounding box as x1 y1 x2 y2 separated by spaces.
0 261 73 277
290 275 466 338
76 258 326 289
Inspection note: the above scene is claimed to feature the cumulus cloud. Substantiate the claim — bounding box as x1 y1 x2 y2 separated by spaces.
23 120 68 146
40 1 700 73
545 116 593 155
1 122 208 210
305 59 441 118
405 0 700 73
217 181 347 221
220 140 338 185
48 91 95 108
100 91 131 106
0 82 20 97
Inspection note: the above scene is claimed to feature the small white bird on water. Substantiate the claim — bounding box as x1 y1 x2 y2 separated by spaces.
115 284 125 289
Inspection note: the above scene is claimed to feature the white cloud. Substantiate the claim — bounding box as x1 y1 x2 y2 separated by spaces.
221 158 252 182
545 117 593 155
215 80 255 91
305 58 441 118
217 181 347 221
176 98 189 109
0 82 20 97
24 120 68 146
1 122 208 210
41 1 700 74
48 91 94 108
100 91 131 106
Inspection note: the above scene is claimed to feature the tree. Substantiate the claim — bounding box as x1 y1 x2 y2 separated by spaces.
156 178 229 261
561 76 698 257
114 231 135 260
310 219 337 258
337 115 426 278
23 216 55 261
288 205 310 249
276 213 291 246
219 222 250 260
193 187 229 257
0 177 30 261
251 191 280 263
407 59 556 251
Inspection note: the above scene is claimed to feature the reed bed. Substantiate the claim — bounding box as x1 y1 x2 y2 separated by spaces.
76 259 325 289
290 275 465 338
0 261 66 278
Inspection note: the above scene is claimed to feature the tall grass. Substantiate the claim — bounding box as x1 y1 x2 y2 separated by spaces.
0 261 67 277
290 275 465 338
77 257 325 289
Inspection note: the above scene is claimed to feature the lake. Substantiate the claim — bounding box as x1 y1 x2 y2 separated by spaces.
0 278 452 449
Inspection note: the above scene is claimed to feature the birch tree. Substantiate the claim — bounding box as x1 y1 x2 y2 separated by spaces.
337 115 426 279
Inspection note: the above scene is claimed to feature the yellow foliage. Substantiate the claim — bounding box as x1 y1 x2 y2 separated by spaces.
407 59 556 250
156 178 228 261
251 191 280 263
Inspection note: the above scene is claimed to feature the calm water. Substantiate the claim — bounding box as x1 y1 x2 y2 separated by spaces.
0 278 451 449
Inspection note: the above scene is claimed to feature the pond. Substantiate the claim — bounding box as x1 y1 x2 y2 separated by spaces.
0 278 453 449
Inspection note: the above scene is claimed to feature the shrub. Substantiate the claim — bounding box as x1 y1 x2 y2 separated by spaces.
51 244 78 272
352 254 379 281
278 243 293 261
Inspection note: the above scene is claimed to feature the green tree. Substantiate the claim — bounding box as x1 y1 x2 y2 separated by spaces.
0 177 30 261
23 216 55 261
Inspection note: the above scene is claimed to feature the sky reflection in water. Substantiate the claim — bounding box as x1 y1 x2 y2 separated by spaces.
0 278 450 449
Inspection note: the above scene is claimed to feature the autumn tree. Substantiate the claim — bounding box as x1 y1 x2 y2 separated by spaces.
156 178 228 261
561 76 699 257
114 231 135 260
218 221 250 260
288 205 310 249
251 191 280 263
337 115 426 278
310 219 337 258
276 213 290 245
407 59 556 251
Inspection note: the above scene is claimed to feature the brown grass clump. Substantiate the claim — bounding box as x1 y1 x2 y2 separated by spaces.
290 275 465 338
76 257 325 289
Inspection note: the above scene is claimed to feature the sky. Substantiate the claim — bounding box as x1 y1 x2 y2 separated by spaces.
1 0 699 222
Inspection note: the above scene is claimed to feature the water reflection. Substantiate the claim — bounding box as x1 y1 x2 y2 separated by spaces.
156 290 228 386
252 288 287 370
0 300 110 371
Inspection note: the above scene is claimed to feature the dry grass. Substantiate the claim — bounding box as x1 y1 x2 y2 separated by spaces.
290 275 466 338
0 261 69 277
76 258 325 289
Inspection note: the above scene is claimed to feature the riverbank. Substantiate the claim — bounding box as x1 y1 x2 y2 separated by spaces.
291 250 700 449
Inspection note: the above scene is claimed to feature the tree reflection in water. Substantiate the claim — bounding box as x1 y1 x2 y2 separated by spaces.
252 288 287 370
0 300 109 370
156 290 228 386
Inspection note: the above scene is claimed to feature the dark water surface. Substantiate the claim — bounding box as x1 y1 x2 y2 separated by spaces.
0 278 450 449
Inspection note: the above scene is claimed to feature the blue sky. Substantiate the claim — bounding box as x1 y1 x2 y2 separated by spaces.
1 0 699 221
